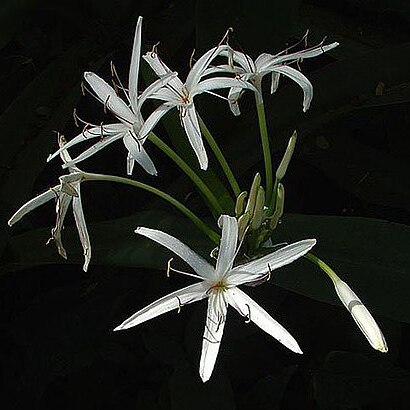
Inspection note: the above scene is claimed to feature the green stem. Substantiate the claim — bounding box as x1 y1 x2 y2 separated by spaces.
255 95 273 207
304 252 339 282
83 172 220 244
198 115 241 197
148 132 224 216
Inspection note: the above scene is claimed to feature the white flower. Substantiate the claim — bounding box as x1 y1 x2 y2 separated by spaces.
333 277 388 353
47 16 176 176
222 39 339 115
8 136 92 272
139 45 256 170
114 215 316 382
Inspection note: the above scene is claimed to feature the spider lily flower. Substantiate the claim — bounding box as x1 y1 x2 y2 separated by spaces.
139 45 256 170
222 39 339 115
47 17 176 176
333 277 388 353
8 136 92 272
114 215 316 382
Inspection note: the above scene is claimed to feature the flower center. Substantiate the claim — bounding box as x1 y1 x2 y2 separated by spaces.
209 280 227 293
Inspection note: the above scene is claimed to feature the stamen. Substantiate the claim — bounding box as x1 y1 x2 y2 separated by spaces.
203 90 229 101
166 257 173 277
245 303 251 323
110 61 132 105
176 296 182 313
166 259 203 280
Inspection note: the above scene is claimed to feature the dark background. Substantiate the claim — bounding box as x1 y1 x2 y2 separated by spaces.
1 0 410 408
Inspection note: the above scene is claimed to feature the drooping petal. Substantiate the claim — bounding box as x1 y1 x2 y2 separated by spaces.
135 227 215 279
270 72 280 94
228 87 244 116
138 103 175 141
199 291 228 382
72 185 91 272
126 152 135 176
128 16 143 112
114 282 208 330
123 133 157 176
51 192 72 260
215 215 238 276
47 124 127 163
8 185 60 226
270 66 313 112
61 132 126 169
181 104 208 170
142 51 184 90
193 77 256 96
333 279 388 352
84 72 136 124
226 287 302 354
233 239 316 275
186 45 231 91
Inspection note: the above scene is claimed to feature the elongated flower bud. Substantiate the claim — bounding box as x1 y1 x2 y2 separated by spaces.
235 191 248 217
333 278 388 353
237 212 250 241
250 186 265 230
276 131 297 181
245 173 261 215
269 183 285 230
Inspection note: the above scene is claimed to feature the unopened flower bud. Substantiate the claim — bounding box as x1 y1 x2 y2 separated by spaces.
276 131 297 181
333 278 388 353
237 212 251 241
269 183 284 230
250 187 265 230
245 173 261 215
235 191 248 217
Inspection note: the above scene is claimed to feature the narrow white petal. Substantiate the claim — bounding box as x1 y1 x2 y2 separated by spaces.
84 72 136 124
123 133 157 176
226 287 302 354
194 77 256 96
47 124 127 163
135 227 215 279
215 215 238 276
185 45 231 91
219 49 256 74
138 103 175 141
181 105 208 170
8 185 60 226
142 51 184 90
129 16 143 111
271 72 280 94
137 71 179 108
228 87 244 116
334 279 388 352
201 64 241 77
199 292 227 382
126 152 135 175
51 193 72 260
61 133 126 168
226 270 267 287
72 185 91 272
114 282 207 330
234 239 316 275
271 66 313 112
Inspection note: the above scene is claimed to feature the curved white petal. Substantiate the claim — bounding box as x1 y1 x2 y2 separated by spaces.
271 72 280 94
220 49 256 73
135 227 215 279
123 133 157 176
114 282 208 330
200 292 228 382
137 71 179 108
228 87 244 116
84 72 136 124
47 124 127 163
61 132 126 169
8 185 60 226
72 185 91 272
186 45 231 91
129 16 143 111
51 192 72 260
142 51 184 90
181 105 208 170
234 239 316 275
334 279 388 352
271 66 313 112
226 287 302 354
138 103 175 141
194 77 256 96
215 215 238 276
